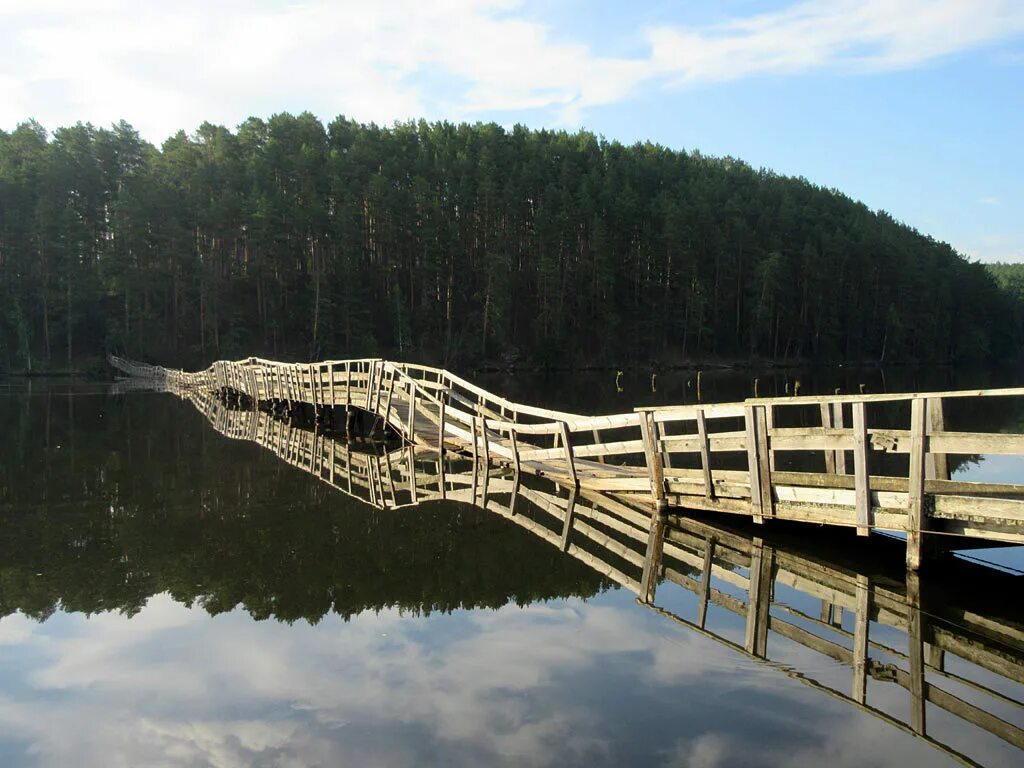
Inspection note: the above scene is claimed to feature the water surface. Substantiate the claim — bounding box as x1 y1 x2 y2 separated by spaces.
0 374 1022 767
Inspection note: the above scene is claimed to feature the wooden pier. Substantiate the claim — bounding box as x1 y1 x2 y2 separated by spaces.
168 386 1024 767
110 355 1024 569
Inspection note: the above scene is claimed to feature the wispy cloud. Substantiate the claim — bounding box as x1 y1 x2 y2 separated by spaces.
648 0 1024 83
0 0 1022 140
979 196 1001 206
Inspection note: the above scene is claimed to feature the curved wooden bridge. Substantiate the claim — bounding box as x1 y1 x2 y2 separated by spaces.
160 384 1024 767
109 355 1024 569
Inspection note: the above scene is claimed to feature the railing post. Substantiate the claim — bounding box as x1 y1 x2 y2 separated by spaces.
509 470 521 517
437 400 446 455
383 365 396 423
852 401 871 536
344 361 351 407
639 410 668 511
592 428 606 464
907 398 929 570
365 360 376 410
749 405 765 528
756 406 773 517
406 381 418 443
510 427 521 475
696 408 715 499
654 419 672 469
471 416 480 503
559 421 578 489
480 416 491 462
480 417 491 502
820 403 836 474
832 402 848 475
927 397 949 481
408 445 418 504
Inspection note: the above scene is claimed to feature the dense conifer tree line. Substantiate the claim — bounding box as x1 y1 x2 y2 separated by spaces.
0 113 1015 371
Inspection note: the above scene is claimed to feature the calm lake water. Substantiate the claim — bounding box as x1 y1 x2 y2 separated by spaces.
1 368 1023 767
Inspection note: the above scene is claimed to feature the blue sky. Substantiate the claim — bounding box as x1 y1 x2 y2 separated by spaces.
1 0 1022 261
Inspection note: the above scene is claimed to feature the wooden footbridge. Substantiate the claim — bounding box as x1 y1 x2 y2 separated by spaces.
109 355 1024 569
160 384 1024 767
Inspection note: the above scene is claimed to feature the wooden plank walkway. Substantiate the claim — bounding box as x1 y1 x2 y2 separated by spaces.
109 354 1024 568
174 388 1024 767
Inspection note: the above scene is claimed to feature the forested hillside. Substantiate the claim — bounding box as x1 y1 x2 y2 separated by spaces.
0 114 1015 372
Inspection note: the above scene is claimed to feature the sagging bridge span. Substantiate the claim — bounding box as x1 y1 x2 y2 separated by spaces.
109 355 1024 569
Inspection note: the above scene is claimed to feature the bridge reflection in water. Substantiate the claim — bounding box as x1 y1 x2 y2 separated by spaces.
169 385 1024 768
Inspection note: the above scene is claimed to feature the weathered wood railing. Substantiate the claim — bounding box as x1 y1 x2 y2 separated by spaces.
175 388 1024 767
110 354 1024 568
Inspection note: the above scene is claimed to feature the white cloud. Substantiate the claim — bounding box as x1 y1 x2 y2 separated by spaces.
0 0 1022 140
648 0 1024 83
979 196 1001 206
0 586 1018 767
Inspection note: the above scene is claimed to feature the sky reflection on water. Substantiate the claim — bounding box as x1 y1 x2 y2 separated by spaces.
0 588 971 768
